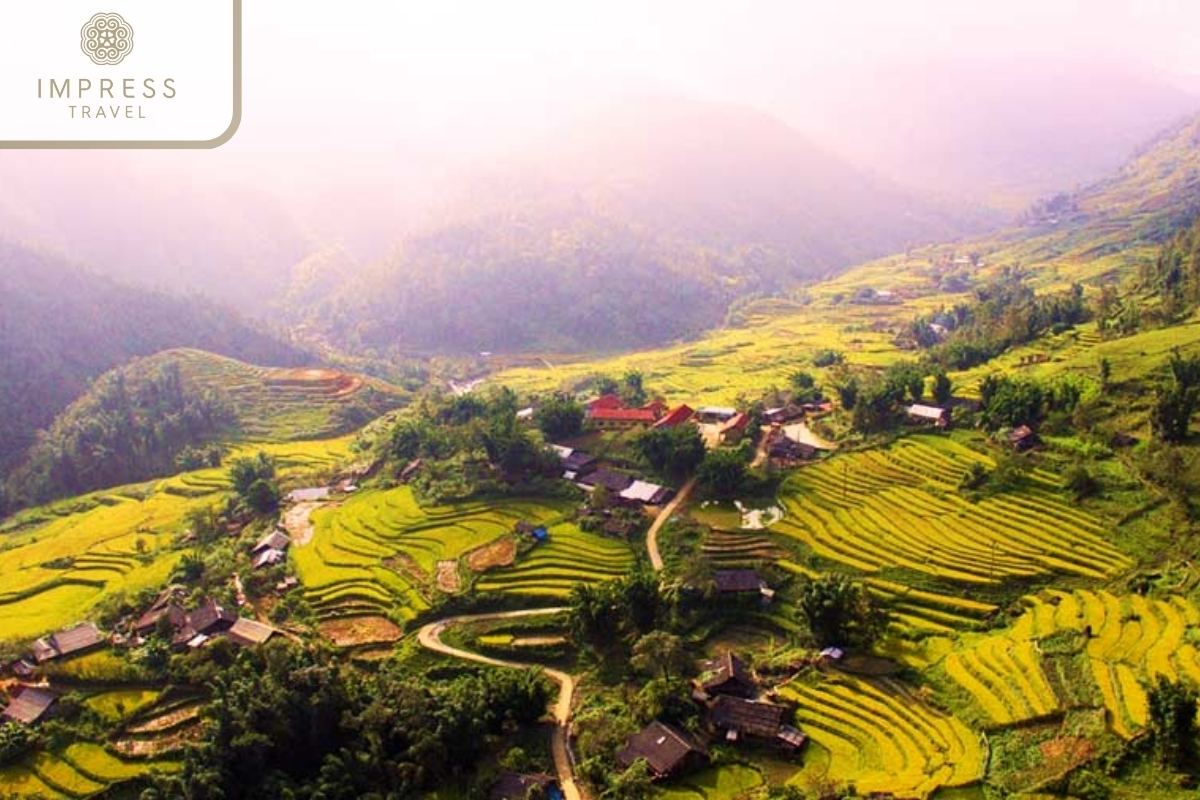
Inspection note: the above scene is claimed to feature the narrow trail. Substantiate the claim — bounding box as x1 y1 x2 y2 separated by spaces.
645 476 698 572
416 608 584 800
749 426 771 469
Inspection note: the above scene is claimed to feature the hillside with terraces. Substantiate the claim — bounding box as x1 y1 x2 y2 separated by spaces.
6 115 1200 799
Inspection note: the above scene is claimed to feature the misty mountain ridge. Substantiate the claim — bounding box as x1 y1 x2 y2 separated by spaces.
0 242 306 470
315 98 997 355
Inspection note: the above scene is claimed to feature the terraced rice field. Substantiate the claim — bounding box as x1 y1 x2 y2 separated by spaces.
771 435 1130 584
779 674 985 798
865 578 998 636
294 487 582 620
0 743 180 799
944 590 1200 738
162 348 405 441
0 438 351 643
83 689 161 722
944 639 1058 725
701 530 785 568
474 523 636 598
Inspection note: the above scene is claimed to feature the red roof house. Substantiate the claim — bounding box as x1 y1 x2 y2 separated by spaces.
585 394 623 412
588 407 659 427
654 404 695 429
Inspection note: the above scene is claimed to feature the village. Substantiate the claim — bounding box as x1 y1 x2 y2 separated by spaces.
0 377 1047 800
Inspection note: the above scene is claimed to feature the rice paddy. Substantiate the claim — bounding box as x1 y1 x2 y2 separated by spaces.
778 674 985 798
769 435 1130 584
0 438 351 642
293 486 631 620
942 590 1200 739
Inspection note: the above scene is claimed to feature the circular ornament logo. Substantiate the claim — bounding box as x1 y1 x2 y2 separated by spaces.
81 12 134 65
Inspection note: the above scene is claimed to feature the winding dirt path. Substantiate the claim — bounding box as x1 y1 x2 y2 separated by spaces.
645 477 697 572
283 501 326 547
417 609 583 800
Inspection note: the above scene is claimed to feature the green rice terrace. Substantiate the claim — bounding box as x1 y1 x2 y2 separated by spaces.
293 485 635 623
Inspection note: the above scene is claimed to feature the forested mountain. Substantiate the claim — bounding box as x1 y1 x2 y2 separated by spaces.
3 361 234 509
1 348 405 510
0 242 307 471
316 98 997 355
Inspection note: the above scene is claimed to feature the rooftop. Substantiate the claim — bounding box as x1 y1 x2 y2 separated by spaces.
226 617 279 647
2 686 57 725
617 720 706 777
713 569 765 594
287 487 331 503
588 407 659 423
710 695 788 738
620 480 670 504
906 404 949 420
253 529 290 554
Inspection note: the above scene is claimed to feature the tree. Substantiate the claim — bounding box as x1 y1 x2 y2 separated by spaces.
812 349 844 368
851 381 902 434
244 478 281 514
1151 350 1200 443
789 371 822 404
618 571 663 634
932 370 953 405
979 376 1046 431
1063 465 1100 501
606 759 653 800
569 582 625 654
630 632 687 679
796 574 888 648
0 723 36 767
696 448 748 499
1098 357 1112 389
635 425 705 479
184 504 223 545
1147 675 1199 771
620 371 647 407
534 395 585 441
836 377 859 411
229 451 276 497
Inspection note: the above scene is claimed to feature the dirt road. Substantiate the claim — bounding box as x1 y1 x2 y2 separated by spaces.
417 609 583 800
282 501 325 547
644 476 697 572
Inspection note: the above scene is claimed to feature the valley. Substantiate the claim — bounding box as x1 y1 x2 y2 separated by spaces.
4 49 1200 800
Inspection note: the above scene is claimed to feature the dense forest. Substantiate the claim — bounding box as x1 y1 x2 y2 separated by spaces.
0 241 305 471
138 641 552 799
2 361 233 511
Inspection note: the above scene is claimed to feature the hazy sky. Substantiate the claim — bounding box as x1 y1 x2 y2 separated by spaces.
235 0 1200 151
104 0 1200 231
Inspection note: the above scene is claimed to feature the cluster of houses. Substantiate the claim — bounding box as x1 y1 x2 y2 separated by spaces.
2 593 282 726
616 652 806 780
581 394 755 446
904 402 1042 452
131 590 279 650
550 445 675 507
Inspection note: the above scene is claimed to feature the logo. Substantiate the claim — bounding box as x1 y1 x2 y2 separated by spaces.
1 2 240 148
81 12 134 66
